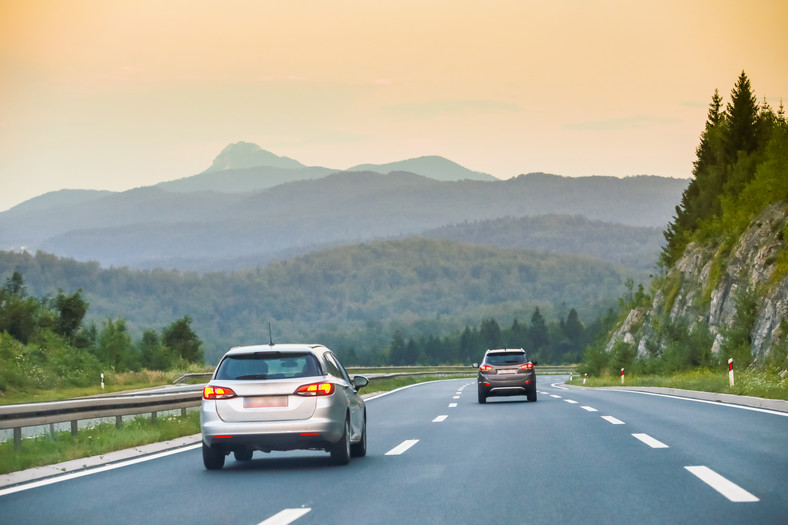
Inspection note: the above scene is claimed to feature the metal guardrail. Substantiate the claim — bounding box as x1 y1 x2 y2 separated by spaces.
0 391 202 450
1 365 577 449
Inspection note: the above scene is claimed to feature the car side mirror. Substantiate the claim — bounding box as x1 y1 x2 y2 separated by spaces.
353 375 369 391
472 363 478 368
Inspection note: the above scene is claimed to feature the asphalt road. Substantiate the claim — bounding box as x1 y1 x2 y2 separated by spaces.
1 377 786 524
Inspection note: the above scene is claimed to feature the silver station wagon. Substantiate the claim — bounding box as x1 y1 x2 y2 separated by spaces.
201 343 368 469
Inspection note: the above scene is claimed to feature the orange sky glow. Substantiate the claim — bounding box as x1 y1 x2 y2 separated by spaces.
1 0 786 211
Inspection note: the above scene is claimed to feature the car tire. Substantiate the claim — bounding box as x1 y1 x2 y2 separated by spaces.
234 449 253 462
330 417 351 465
350 413 367 458
527 387 537 402
478 390 487 404
202 443 225 470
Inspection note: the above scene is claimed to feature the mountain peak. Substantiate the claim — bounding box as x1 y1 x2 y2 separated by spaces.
204 142 305 172
347 156 497 182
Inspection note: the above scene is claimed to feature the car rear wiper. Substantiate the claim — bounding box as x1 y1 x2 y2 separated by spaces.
235 374 269 380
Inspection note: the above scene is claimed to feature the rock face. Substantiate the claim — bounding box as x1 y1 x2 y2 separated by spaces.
608 202 788 362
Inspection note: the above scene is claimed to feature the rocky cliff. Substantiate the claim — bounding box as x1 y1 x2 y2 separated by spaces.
607 202 788 365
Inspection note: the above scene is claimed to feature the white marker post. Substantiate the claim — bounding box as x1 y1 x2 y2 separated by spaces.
583 373 587 385
728 358 734 387
621 368 625 384
101 373 105 390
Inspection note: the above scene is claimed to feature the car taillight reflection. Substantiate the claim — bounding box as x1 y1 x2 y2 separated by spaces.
295 382 335 396
203 385 238 400
479 365 494 372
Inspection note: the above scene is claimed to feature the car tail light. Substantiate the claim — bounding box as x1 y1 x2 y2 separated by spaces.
295 382 335 396
203 385 238 400
479 365 493 372
519 363 534 370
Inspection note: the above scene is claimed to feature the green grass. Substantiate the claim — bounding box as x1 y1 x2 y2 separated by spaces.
0 411 201 476
567 368 788 401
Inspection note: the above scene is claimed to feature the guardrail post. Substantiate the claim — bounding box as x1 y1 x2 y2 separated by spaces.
14 427 21 450
151 411 158 424
71 420 78 436
116 415 123 429
181 408 187 417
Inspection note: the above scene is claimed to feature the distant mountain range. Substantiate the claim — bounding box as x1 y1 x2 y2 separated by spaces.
0 142 688 271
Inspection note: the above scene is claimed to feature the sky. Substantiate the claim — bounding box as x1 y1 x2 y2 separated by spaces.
1 0 786 212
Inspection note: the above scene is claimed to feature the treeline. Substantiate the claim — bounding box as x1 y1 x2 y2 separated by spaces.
663 71 787 267
360 306 616 367
0 271 203 393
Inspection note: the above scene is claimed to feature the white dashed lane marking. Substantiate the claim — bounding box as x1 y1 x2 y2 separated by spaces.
632 433 669 448
257 508 311 525
433 415 448 423
601 416 625 425
685 466 759 502
385 440 419 456
580 406 598 412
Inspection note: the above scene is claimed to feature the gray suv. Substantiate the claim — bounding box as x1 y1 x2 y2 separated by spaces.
201 344 368 469
477 348 537 403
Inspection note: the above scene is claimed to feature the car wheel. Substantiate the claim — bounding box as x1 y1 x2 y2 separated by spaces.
234 449 253 462
330 417 351 465
350 413 367 458
478 389 487 404
527 388 537 402
202 443 225 470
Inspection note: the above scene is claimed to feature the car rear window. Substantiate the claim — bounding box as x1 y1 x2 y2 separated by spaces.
485 353 527 365
215 353 322 380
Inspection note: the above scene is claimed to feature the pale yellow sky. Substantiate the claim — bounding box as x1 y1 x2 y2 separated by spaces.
1 0 786 211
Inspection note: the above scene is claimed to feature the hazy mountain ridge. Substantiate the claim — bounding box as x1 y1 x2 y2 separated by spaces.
1 170 687 270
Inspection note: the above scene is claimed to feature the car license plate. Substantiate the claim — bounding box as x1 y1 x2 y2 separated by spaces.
499 369 516 374
243 396 288 408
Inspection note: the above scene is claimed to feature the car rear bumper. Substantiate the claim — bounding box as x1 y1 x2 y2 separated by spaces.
201 405 345 452
477 374 536 396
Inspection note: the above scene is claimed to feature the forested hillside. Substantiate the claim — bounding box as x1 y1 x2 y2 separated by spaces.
593 72 788 376
423 215 663 270
0 237 641 364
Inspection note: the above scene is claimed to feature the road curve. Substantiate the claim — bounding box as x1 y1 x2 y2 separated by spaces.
1 377 786 524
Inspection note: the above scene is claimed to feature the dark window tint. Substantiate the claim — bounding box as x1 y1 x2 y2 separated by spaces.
216 353 321 380
484 353 527 365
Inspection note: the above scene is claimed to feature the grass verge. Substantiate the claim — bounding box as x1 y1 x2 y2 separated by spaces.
0 412 200 476
567 368 788 401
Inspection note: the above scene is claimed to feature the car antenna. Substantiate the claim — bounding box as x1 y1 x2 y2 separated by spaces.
268 322 274 346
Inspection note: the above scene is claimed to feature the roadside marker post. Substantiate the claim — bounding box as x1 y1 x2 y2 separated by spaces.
101 373 105 390
583 373 587 385
728 358 734 387
621 368 625 384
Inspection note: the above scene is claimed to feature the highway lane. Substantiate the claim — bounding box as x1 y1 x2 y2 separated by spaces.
1 377 786 524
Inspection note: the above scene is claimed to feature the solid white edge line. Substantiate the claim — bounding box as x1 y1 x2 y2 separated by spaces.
685 466 759 502
258 508 312 525
601 416 625 425
604 389 788 417
632 433 669 448
385 439 419 456
0 443 202 497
